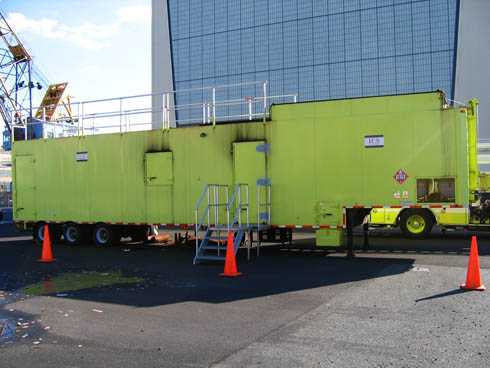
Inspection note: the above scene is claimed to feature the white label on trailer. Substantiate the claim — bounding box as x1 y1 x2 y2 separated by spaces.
364 135 384 148
76 152 88 162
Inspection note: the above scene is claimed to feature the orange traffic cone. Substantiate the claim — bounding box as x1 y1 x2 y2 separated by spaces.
461 236 485 291
38 224 55 263
220 231 242 277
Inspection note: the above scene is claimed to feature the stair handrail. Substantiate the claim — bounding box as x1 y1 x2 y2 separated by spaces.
257 180 272 234
227 183 249 230
195 184 209 258
194 184 230 259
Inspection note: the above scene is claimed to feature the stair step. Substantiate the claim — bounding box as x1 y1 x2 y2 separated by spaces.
201 244 228 251
195 255 226 261
207 236 228 241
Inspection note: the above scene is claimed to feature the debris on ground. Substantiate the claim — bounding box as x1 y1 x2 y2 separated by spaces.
149 233 171 244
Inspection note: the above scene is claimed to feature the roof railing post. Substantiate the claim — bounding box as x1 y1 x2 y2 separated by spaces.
248 98 253 121
202 103 206 125
168 93 172 127
79 102 83 137
212 87 216 127
263 81 268 122
162 92 168 130
119 98 123 134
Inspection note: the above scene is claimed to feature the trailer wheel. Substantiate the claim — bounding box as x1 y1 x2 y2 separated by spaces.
34 223 62 245
63 223 83 246
34 222 46 244
93 224 119 247
400 209 433 238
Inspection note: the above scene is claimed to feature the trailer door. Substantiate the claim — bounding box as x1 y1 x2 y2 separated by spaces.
145 152 173 224
233 141 266 223
15 155 36 220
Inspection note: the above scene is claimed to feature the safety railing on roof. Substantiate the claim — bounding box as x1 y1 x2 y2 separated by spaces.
9 81 298 142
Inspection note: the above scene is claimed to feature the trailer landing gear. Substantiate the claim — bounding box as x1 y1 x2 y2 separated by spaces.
345 209 372 258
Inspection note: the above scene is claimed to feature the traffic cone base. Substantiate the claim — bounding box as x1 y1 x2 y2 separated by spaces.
38 224 55 263
38 258 56 263
220 271 242 277
460 236 484 291
460 283 485 291
220 231 242 277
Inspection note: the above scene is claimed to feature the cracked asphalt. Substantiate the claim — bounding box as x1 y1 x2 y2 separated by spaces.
1 224 489 367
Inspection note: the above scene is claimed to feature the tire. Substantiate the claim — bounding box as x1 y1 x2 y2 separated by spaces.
63 223 83 246
34 223 63 245
93 224 119 247
400 209 434 238
33 222 46 244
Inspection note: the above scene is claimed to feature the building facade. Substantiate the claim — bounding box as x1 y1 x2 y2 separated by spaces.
152 0 490 139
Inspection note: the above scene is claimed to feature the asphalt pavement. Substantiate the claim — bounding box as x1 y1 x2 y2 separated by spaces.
0 224 489 367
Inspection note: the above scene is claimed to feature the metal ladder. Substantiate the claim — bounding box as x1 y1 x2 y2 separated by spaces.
194 184 251 264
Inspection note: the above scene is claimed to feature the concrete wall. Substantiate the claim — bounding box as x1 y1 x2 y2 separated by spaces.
455 0 490 141
151 0 175 129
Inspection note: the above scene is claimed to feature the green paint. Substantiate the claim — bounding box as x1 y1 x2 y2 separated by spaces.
22 271 143 296
12 92 473 232
316 228 343 247
467 99 479 201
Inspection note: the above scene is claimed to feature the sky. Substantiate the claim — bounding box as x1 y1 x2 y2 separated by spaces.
1 0 151 103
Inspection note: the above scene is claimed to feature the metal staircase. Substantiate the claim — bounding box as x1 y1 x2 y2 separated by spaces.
193 183 253 264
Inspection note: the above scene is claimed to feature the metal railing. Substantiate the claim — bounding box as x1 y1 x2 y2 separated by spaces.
194 184 229 257
9 81 298 143
227 184 250 230
194 182 271 261
257 180 272 229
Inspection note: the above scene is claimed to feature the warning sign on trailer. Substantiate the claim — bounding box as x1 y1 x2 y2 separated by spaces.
393 169 409 185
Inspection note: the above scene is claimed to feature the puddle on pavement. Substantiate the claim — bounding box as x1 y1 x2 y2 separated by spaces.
22 271 144 296
0 319 16 342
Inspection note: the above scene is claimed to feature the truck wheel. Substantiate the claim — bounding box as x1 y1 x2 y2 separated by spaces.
63 223 83 245
400 209 433 238
34 222 46 244
34 223 62 245
93 224 119 246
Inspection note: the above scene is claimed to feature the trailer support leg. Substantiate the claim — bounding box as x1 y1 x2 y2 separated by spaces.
346 210 355 258
363 223 369 251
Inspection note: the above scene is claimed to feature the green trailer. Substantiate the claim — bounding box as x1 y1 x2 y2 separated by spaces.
12 91 485 261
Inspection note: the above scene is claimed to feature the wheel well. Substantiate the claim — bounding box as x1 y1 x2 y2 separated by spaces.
347 208 372 227
397 208 436 226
